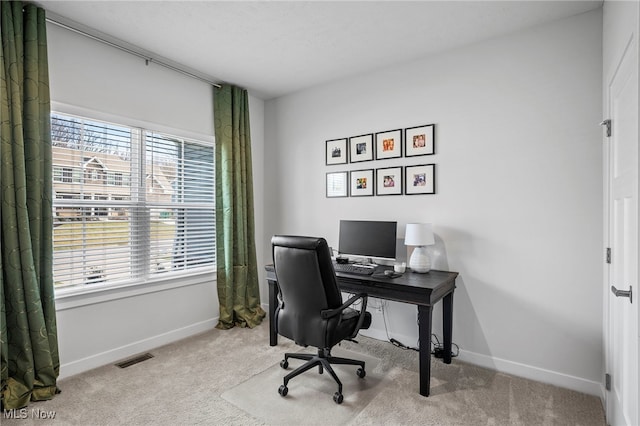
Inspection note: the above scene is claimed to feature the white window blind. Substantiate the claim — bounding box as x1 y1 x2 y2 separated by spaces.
51 113 215 291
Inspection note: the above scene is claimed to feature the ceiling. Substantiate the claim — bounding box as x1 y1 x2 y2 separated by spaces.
39 1 603 100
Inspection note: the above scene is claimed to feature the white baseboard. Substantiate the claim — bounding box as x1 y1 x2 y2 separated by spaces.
457 349 603 398
58 318 218 380
357 328 390 341
356 328 603 398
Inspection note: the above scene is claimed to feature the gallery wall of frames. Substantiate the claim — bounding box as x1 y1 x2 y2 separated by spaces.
325 124 436 198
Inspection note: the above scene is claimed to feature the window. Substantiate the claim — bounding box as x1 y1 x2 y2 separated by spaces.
52 113 215 291
106 172 124 186
53 166 81 183
62 167 73 183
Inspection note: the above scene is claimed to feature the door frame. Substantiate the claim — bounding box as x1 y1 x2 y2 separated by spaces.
602 27 640 426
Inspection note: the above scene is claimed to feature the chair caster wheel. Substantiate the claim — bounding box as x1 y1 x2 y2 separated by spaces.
357 367 366 378
280 360 289 369
333 392 343 404
278 385 288 397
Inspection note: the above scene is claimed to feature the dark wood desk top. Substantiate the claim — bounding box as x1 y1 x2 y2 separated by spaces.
265 264 458 307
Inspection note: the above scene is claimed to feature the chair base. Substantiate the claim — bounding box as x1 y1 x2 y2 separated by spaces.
279 347 366 404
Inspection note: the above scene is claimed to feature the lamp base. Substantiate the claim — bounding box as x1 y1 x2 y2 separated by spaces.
409 246 431 273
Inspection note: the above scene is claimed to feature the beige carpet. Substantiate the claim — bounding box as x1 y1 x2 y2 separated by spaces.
2 322 606 425
222 348 385 425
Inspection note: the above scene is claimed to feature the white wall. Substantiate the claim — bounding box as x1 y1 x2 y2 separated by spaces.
264 10 604 395
47 23 266 378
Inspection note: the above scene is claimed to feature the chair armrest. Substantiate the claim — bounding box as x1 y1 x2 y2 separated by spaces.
321 293 367 319
321 293 369 339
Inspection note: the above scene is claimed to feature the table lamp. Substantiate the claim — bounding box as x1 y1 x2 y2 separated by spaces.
404 223 435 273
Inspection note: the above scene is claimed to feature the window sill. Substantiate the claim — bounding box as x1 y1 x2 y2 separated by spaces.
55 268 216 311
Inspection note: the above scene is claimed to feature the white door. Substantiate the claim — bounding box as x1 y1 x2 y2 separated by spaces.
606 35 639 426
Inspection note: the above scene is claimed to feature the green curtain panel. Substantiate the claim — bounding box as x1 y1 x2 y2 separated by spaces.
214 85 265 329
1 2 60 410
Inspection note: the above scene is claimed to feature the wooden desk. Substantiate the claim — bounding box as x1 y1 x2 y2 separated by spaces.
265 265 458 397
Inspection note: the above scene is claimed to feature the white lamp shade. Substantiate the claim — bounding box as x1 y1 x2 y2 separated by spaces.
404 223 435 247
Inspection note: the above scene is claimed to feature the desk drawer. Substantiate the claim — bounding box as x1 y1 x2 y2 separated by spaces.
338 278 432 306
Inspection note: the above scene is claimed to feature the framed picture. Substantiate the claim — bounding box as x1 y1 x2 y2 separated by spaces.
405 124 435 157
405 164 436 195
349 134 374 163
326 172 348 198
375 129 402 160
376 166 402 196
350 169 374 197
326 138 348 165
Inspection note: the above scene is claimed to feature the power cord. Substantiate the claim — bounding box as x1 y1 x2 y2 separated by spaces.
430 334 459 358
390 337 418 351
384 303 418 351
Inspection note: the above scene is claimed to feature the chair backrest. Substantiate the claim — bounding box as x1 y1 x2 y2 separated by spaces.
271 235 342 348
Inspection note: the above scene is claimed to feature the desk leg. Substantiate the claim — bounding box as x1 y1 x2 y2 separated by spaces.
443 291 454 364
417 304 433 397
268 279 278 346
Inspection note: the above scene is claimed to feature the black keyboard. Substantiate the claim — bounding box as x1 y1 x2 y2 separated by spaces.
333 262 376 275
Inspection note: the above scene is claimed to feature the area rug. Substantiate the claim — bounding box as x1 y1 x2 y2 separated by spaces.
221 347 387 425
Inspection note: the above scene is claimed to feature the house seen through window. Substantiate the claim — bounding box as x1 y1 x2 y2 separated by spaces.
51 112 215 290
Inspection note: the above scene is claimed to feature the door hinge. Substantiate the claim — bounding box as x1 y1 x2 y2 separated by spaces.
605 373 611 391
600 119 611 137
606 247 611 264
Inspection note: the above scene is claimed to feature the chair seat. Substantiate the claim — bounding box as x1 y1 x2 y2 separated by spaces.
330 308 372 346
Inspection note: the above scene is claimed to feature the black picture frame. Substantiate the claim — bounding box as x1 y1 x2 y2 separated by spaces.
325 138 348 165
404 124 435 157
405 164 436 195
376 166 403 196
326 171 348 198
375 129 402 160
349 133 374 163
349 169 374 197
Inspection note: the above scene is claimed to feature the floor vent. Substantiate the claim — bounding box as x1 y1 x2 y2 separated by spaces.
115 353 154 369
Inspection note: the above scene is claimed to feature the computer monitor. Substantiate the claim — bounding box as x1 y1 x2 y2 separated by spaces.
338 220 397 262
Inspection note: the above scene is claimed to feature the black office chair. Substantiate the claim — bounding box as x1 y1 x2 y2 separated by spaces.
271 235 372 404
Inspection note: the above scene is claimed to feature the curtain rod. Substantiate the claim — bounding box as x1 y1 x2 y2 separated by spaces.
45 17 222 88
